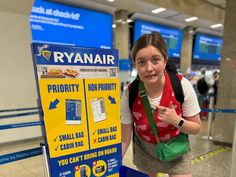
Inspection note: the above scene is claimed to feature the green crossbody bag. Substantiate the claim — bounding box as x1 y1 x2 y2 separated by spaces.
138 81 189 162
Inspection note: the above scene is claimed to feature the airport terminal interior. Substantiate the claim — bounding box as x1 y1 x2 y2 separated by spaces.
1 0 236 177
0 120 233 177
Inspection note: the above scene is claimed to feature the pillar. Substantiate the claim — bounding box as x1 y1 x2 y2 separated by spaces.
114 10 131 83
180 26 194 74
212 0 236 145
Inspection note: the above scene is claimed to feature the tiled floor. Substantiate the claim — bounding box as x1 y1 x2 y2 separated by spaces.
0 120 232 177
0 138 44 177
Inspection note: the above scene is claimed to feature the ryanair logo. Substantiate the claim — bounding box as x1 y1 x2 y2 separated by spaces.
36 45 51 61
34 44 117 66
41 50 51 61
52 52 115 65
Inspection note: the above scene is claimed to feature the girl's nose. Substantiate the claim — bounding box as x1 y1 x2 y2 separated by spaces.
146 61 153 71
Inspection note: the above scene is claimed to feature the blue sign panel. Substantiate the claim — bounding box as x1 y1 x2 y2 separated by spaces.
49 144 122 177
133 20 183 58
30 0 113 49
31 43 118 67
66 99 82 124
119 59 132 71
193 33 223 61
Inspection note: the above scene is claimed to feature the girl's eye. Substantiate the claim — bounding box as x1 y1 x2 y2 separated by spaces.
138 60 145 65
152 58 160 63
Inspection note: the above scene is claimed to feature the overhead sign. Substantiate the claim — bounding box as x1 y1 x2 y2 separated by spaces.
32 43 121 177
133 19 183 58
30 0 113 49
193 33 222 61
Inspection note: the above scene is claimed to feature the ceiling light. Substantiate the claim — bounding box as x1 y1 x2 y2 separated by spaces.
112 24 116 28
127 19 133 23
107 0 115 2
185 16 198 22
115 19 122 23
188 30 194 34
211 23 223 28
151 8 166 14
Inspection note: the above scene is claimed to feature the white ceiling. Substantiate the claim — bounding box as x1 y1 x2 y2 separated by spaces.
55 0 226 36
206 0 226 8
0 0 226 36
0 0 33 15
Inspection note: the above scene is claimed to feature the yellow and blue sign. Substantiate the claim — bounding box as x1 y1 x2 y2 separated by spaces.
32 43 121 177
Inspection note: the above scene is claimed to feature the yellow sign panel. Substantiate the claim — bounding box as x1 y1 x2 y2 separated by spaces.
85 78 121 149
39 79 89 158
38 78 121 158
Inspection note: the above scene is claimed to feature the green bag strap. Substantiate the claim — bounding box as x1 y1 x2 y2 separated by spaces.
138 81 158 137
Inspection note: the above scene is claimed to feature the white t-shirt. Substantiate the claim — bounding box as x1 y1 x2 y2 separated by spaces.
121 77 201 124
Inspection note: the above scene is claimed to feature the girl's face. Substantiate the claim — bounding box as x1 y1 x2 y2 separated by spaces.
135 45 167 84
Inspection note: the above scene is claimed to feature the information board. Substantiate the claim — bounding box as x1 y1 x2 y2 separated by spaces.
32 43 121 177
193 33 222 61
133 19 183 58
30 0 113 49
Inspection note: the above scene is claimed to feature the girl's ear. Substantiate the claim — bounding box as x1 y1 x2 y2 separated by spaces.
164 58 168 68
165 58 168 64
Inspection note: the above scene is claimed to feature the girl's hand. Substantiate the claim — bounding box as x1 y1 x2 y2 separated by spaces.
155 103 180 126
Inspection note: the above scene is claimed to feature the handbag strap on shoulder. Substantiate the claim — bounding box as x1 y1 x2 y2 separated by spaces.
138 81 158 136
